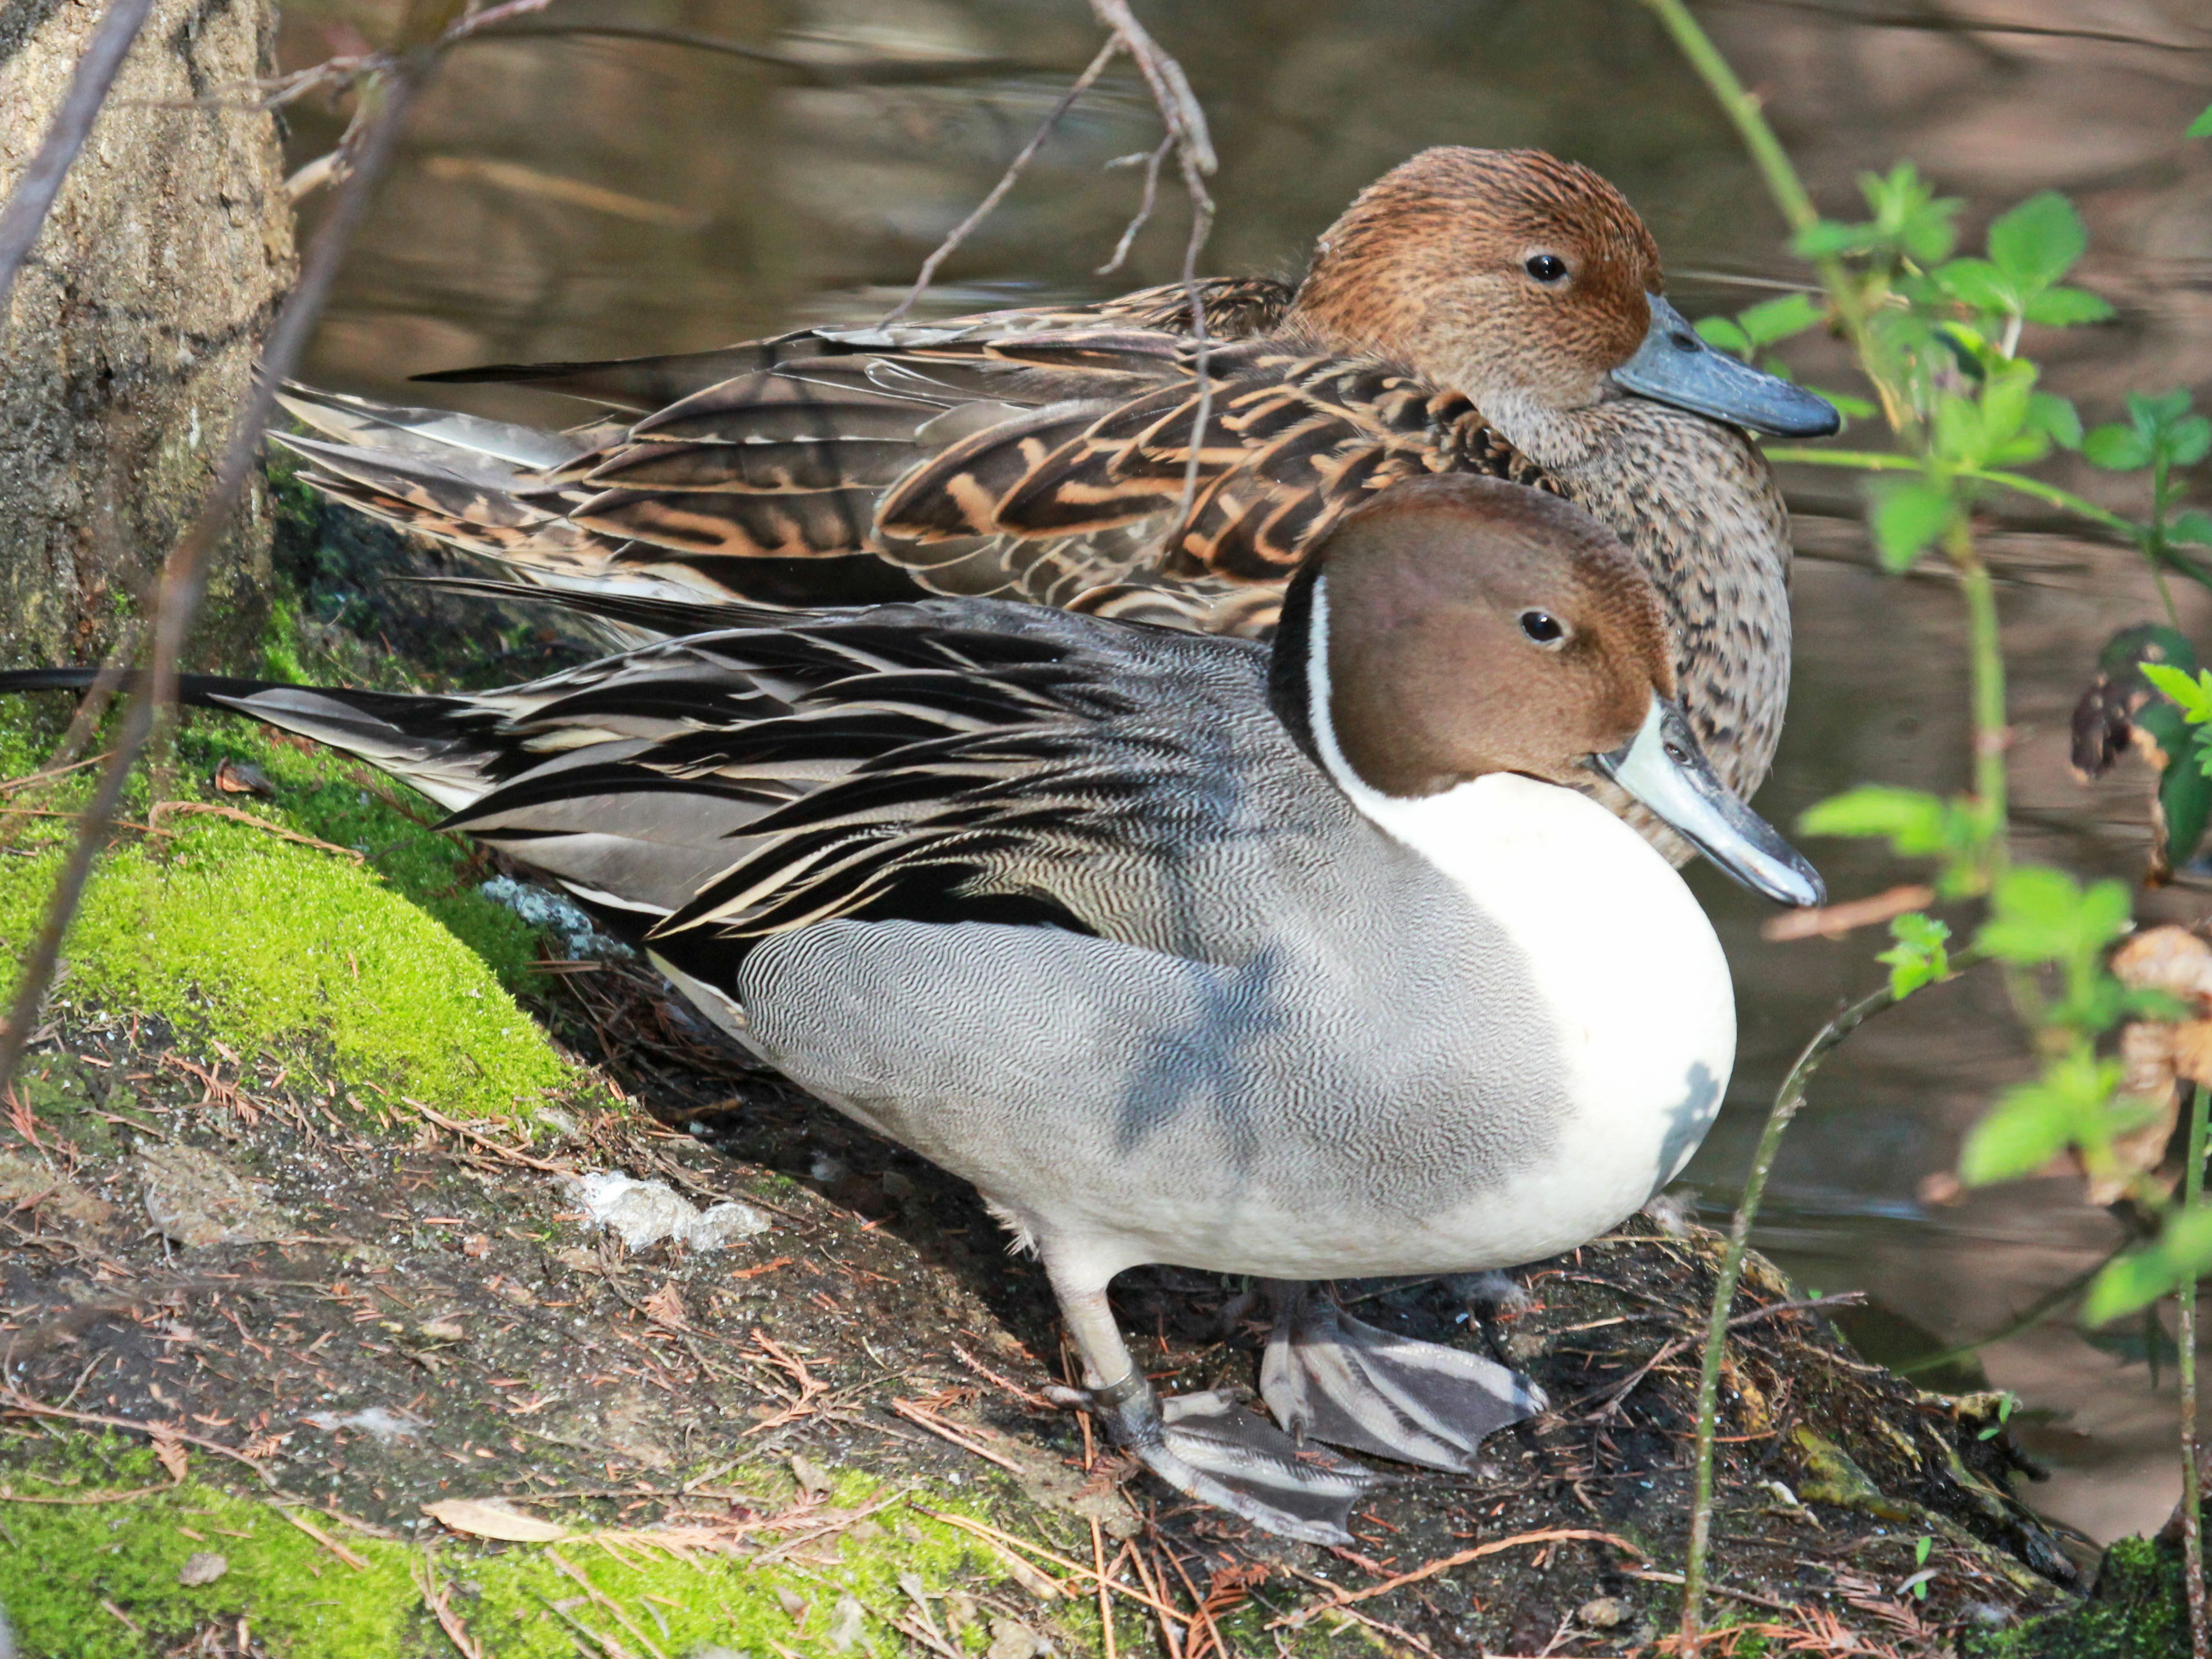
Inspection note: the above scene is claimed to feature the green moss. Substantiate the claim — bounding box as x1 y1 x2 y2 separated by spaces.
169 717 550 998
0 1440 1065 1659
260 590 308 687
1964 1534 2187 1658
0 813 570 1121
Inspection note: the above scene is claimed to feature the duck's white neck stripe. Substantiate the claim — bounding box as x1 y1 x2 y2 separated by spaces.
1303 574 1494 838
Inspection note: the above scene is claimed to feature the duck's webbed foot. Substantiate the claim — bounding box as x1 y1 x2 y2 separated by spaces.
1063 1372 1382 1545
1259 1283 1546 1471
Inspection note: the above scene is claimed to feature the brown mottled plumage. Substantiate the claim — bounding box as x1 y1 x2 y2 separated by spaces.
277 146 1800 833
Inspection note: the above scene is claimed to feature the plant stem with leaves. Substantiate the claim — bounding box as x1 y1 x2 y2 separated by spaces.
1680 983 1898 1642
1950 521 2011 882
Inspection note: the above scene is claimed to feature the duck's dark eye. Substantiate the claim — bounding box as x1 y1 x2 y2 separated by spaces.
1524 253 1568 283
1519 609 1566 646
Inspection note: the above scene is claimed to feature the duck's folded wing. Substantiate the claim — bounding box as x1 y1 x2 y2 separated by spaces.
875 343 1558 585
275 392 933 625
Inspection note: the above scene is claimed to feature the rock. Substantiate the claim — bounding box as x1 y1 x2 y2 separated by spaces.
137 1145 287 1248
1578 1596 1631 1629
302 1406 427 1445
987 1617 1044 1659
177 1552 228 1587
568 1171 770 1252
481 876 632 960
545 1384 677 1468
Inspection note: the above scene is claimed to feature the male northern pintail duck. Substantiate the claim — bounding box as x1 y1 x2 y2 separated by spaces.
0 476 1823 1540
275 146 1835 810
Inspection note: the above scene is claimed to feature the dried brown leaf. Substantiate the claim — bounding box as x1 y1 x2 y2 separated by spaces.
2111 925 2212 1000
151 1434 189 1483
641 1281 687 1330
422 1498 571 1542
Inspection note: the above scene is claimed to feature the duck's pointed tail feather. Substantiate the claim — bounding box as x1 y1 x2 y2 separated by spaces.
407 331 837 412
0 668 498 812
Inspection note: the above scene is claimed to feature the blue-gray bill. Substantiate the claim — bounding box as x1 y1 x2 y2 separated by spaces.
1610 294 1841 439
1593 699 1826 909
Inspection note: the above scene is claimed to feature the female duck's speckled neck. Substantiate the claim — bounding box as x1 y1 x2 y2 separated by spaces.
1498 395 1794 810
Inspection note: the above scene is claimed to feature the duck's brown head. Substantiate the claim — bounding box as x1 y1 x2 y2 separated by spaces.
1277 474 1823 907
1295 148 1655 415
1305 473 1670 794
1292 148 1839 438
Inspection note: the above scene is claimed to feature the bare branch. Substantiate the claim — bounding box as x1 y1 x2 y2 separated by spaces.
0 63 433 1100
1085 5 1219 553
0 0 162 315
876 37 1123 326
440 0 561 45
1094 134 1173 276
1162 148 1216 557
1085 0 1215 175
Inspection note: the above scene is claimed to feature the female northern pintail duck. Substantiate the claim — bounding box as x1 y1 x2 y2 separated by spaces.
0 476 1823 1540
276 146 1834 807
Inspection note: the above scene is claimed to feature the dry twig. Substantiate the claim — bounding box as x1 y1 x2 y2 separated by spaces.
145 801 366 863
875 35 1123 326
1271 1528 1643 1628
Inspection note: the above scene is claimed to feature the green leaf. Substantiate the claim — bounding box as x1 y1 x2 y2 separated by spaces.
2169 414 2211 468
1932 257 2013 315
1867 476 1956 571
1808 387 1879 422
2084 422 2153 471
2086 1247 2179 1324
1863 162 1962 265
1988 192 2088 290
1738 291 1823 347
1799 785 1948 846
2130 389 2193 429
1959 1074 2082 1185
1974 866 2132 967
2086 1207 2212 1323
2171 509 2212 549
2191 104 2212 139
2162 1204 2212 1279
1877 912 1951 1000
1915 1536 1933 1566
2141 661 2212 722
1694 316 1751 356
2027 392 2082 450
2024 286 2115 327
1791 220 1866 260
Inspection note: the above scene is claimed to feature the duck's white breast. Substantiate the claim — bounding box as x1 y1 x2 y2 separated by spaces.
1328 772 1737 1268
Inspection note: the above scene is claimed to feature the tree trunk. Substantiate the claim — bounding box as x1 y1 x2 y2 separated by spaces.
0 0 294 671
